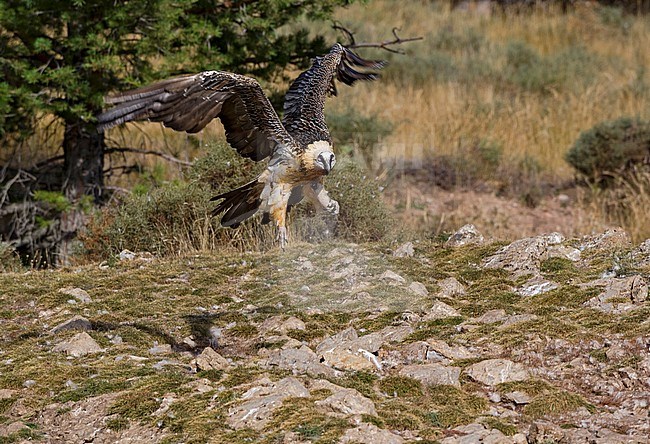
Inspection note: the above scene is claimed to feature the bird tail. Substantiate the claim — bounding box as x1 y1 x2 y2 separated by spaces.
210 179 265 228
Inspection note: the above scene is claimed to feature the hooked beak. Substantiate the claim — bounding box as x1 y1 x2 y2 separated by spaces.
318 152 335 175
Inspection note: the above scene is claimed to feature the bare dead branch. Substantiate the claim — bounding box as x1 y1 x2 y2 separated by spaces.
332 23 423 54
104 147 192 166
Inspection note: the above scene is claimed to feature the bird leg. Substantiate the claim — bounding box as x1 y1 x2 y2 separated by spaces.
277 225 288 250
305 181 339 238
269 185 291 250
306 181 339 215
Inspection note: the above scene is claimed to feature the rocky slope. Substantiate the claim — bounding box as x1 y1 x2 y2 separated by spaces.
0 227 648 443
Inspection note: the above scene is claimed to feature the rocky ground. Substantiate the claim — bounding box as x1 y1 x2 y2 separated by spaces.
0 227 649 443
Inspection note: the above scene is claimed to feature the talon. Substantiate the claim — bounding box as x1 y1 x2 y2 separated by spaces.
327 199 340 216
277 226 288 250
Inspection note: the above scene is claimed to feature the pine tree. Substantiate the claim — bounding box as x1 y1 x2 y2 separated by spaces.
0 0 351 262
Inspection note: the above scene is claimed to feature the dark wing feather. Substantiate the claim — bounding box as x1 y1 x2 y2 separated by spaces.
98 71 298 162
282 44 386 146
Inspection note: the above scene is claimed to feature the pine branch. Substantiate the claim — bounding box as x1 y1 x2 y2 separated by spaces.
332 23 423 54
104 148 192 166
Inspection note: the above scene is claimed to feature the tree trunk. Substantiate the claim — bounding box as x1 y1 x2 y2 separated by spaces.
58 120 105 264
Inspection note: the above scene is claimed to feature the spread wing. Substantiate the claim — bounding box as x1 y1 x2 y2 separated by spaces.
97 71 298 161
282 44 386 146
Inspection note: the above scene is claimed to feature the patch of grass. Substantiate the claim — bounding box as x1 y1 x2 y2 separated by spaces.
265 397 350 443
589 349 609 363
524 391 595 419
56 377 131 403
405 317 464 343
330 371 378 400
378 376 423 398
227 323 258 339
426 385 488 427
539 257 580 282
105 417 129 431
481 417 518 436
497 379 555 397
196 369 223 383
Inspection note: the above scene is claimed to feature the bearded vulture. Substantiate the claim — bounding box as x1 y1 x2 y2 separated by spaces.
97 44 385 248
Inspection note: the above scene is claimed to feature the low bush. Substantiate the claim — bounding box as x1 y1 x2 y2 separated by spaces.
565 117 650 185
82 142 393 259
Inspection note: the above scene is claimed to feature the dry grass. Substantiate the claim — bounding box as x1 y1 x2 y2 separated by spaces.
319 1 649 178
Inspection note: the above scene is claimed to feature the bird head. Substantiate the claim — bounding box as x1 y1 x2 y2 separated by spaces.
315 150 336 174
309 141 336 175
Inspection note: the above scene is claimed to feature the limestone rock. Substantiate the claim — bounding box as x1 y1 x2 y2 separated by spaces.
260 316 306 334
465 359 529 386
475 309 507 324
194 347 230 371
393 242 414 258
483 233 564 277
436 277 466 297
426 339 476 360
504 390 531 405
267 346 336 377
516 276 558 297
579 228 631 252
50 315 92 334
423 300 461 321
583 275 648 313
228 377 309 430
399 363 461 387
445 224 485 247
58 287 92 304
340 423 404 444
408 281 429 297
379 270 406 284
148 343 172 355
315 388 377 416
52 332 103 357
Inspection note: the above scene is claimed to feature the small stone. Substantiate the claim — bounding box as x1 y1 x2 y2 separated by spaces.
393 242 414 258
426 339 476 360
516 276 558 297
499 314 537 329
399 363 461 387
52 332 103 357
379 270 406 284
65 380 79 390
0 389 16 399
195 347 230 371
436 277 466 297
148 343 172 355
445 224 485 247
182 336 197 348
340 423 404 444
408 281 429 297
465 359 529 386
475 309 507 324
227 377 309 430
267 346 336 377
260 316 306 334
423 300 461 320
315 388 377 416
119 249 136 261
58 287 92 303
23 380 36 388
488 392 501 403
504 390 531 405
50 315 92 334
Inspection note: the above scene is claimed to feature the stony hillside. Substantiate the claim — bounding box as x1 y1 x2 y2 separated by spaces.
0 227 648 443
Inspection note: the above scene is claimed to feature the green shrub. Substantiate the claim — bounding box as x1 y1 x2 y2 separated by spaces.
502 41 598 94
565 117 650 185
83 142 393 258
0 242 22 272
325 159 393 242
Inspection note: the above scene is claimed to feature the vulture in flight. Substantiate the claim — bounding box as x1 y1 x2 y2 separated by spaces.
97 44 386 248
